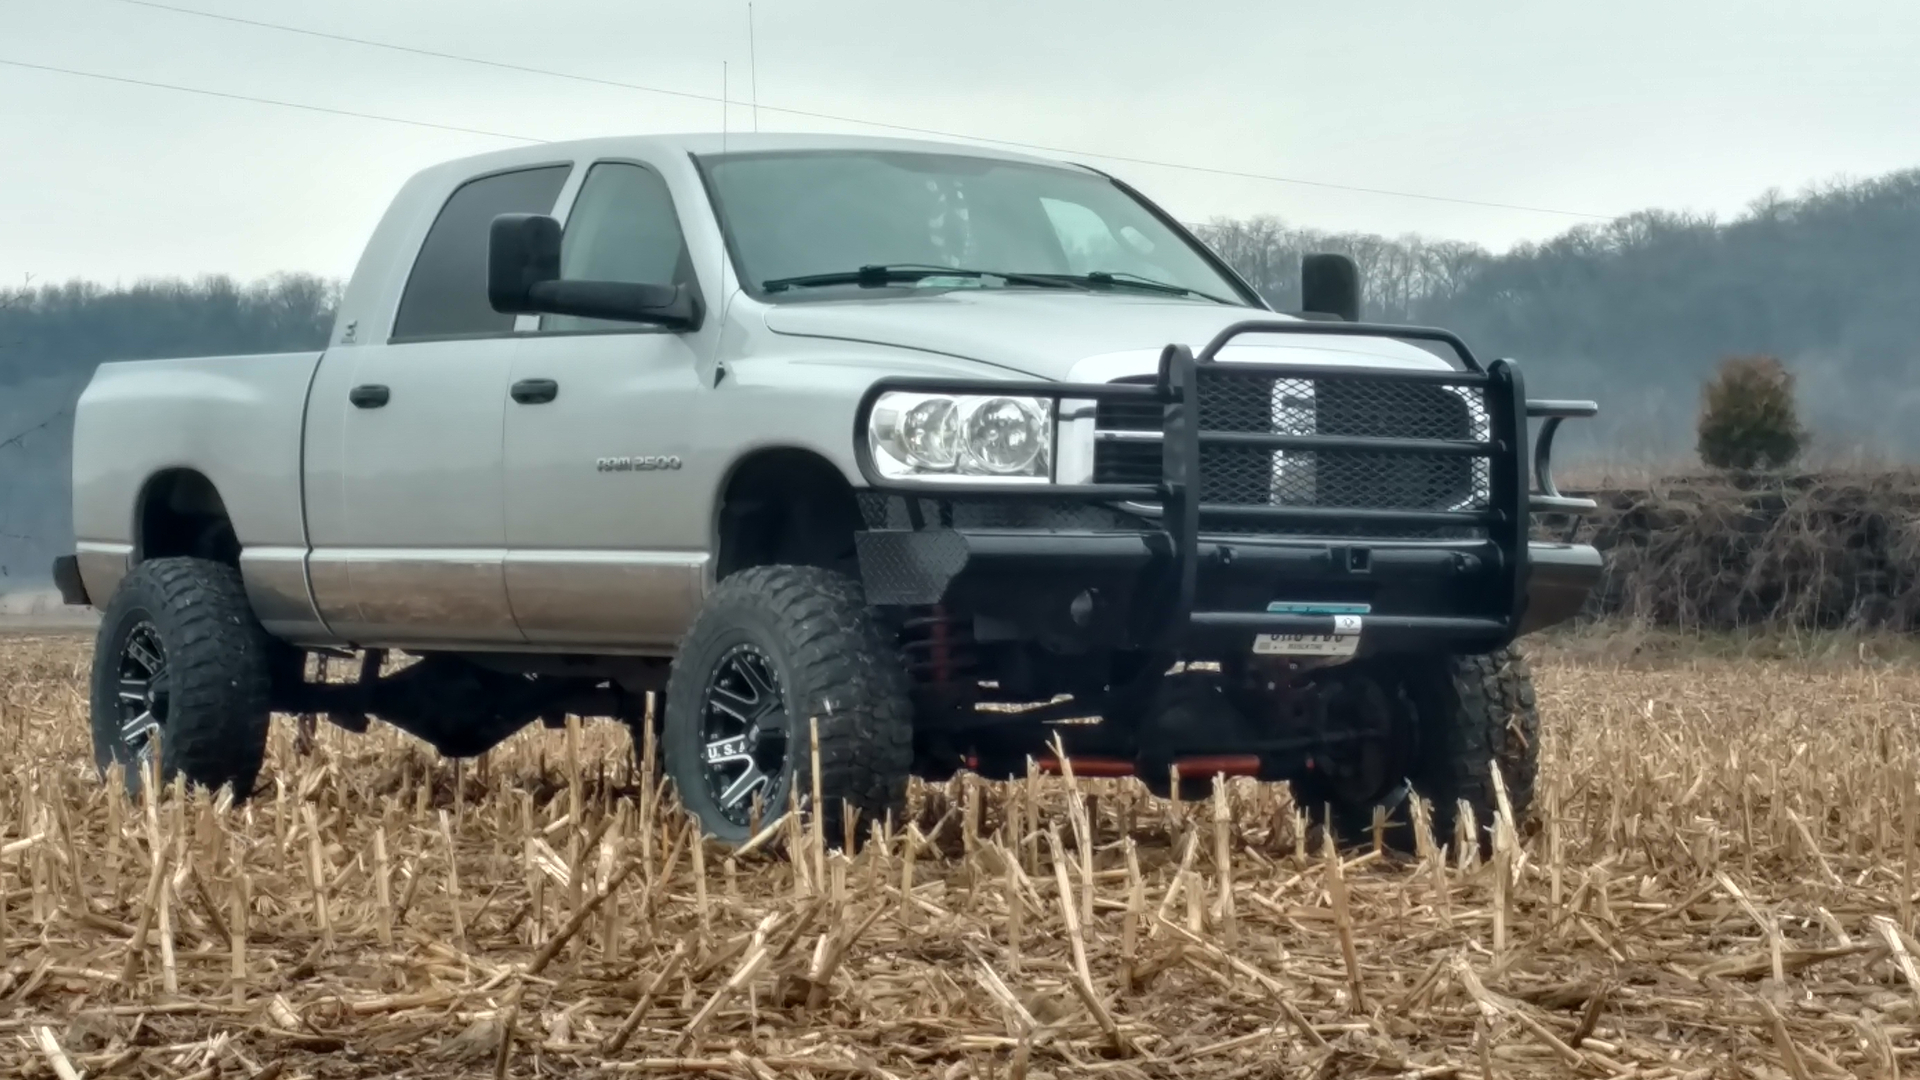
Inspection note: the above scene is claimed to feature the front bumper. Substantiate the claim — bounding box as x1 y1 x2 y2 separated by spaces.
850 319 1599 652
856 526 1600 653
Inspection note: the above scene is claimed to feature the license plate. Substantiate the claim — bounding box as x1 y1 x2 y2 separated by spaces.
1252 602 1367 657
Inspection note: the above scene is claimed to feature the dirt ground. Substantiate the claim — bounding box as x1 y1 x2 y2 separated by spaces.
0 634 1916 1079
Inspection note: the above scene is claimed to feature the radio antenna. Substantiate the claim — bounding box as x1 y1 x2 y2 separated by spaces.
748 2 760 132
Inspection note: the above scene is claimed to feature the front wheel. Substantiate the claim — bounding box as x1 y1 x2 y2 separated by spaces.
1404 648 1540 851
662 565 913 846
89 557 274 799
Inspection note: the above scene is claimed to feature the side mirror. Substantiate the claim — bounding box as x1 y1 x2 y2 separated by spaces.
488 213 563 315
1300 253 1361 322
487 213 702 329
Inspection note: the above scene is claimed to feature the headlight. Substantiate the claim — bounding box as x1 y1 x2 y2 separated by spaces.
869 392 1053 482
897 397 961 470
962 397 1047 474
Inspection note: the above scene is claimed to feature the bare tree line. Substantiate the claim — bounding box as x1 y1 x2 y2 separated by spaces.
0 275 337 585
1193 215 1489 323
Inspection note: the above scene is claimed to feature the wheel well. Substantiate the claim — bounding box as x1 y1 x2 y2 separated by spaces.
715 449 863 581
134 469 240 567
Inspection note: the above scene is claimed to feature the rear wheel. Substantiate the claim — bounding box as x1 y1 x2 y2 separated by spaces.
1290 672 1418 847
1295 648 1539 852
89 557 274 799
1134 673 1256 801
663 565 913 846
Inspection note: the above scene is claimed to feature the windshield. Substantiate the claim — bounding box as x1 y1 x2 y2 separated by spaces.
699 149 1253 304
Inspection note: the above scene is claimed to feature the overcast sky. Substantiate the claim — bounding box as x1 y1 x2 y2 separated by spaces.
4 0 1918 285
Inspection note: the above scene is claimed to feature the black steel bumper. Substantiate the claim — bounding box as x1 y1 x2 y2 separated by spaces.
855 529 1600 652
851 319 1600 652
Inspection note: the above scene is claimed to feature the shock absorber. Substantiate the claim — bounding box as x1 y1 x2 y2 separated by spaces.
900 605 978 710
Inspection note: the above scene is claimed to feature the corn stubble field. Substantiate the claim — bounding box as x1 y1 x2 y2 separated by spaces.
1 635 1918 1079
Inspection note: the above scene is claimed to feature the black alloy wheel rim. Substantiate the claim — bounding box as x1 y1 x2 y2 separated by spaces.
115 620 170 771
699 643 791 827
1325 738 1393 804
1312 679 1414 808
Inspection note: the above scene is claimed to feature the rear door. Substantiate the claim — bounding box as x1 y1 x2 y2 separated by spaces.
306 163 572 645
502 159 715 647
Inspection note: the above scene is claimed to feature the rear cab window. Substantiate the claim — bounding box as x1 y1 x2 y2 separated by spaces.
390 164 573 342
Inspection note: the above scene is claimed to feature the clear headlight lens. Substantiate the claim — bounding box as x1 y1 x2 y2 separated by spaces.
898 397 961 470
869 392 1053 481
962 397 1047 475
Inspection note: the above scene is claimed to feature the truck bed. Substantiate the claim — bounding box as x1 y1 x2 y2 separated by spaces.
70 350 326 615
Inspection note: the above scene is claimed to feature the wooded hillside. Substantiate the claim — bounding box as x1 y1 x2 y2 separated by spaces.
1196 168 1920 459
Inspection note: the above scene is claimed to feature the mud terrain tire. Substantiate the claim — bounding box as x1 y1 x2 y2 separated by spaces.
89 557 274 799
1405 647 1540 851
663 565 913 846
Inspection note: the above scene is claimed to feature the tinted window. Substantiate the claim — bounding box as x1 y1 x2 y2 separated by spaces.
542 162 694 333
391 164 571 341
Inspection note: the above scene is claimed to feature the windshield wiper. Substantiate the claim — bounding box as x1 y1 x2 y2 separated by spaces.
761 263 1079 293
1011 270 1235 305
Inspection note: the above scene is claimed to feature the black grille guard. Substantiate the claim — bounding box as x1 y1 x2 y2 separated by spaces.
850 319 1598 643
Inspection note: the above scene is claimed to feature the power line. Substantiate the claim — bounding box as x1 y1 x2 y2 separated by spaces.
97 0 1608 221
109 0 730 112
0 57 545 144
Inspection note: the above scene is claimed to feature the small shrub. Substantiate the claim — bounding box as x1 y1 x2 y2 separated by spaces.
1696 355 1805 471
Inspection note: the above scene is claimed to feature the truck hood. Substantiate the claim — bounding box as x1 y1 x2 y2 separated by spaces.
761 291 1459 380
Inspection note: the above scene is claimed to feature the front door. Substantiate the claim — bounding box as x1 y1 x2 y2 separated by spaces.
503 159 713 647
305 163 572 645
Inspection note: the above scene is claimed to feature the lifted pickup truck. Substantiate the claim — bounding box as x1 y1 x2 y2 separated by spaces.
59 132 1599 846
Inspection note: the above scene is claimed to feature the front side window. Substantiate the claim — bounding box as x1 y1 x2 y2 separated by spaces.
391 164 572 341
699 149 1251 305
542 161 696 333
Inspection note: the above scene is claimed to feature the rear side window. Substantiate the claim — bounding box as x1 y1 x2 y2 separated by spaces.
391 164 572 341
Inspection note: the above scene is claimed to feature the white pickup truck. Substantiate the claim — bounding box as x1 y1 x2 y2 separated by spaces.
58 132 1599 846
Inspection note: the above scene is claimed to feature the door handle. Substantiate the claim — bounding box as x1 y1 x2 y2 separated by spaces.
510 378 559 405
349 384 390 409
